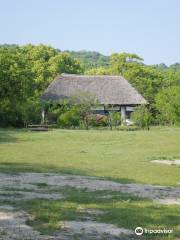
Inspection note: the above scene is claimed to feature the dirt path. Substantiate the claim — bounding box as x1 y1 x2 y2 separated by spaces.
0 206 47 240
0 173 179 205
0 173 179 239
0 206 134 240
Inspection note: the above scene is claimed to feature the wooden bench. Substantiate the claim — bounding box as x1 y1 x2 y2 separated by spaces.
27 124 51 131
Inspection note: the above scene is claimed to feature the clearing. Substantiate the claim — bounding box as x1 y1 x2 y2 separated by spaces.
0 128 179 239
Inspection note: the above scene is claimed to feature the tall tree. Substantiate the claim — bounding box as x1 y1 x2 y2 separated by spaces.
155 86 180 125
0 45 82 126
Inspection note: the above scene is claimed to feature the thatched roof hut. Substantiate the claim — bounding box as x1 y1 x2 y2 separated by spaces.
41 74 147 106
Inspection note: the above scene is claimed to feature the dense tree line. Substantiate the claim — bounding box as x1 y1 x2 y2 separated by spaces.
0 44 179 127
61 50 110 70
86 53 180 125
0 44 82 126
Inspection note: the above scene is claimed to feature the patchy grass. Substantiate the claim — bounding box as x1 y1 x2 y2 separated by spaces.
0 127 179 239
15 187 180 239
0 127 180 186
32 182 49 188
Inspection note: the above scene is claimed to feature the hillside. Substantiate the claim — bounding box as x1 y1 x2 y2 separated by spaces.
62 50 110 69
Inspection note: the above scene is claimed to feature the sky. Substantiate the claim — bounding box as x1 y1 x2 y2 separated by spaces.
0 0 179 65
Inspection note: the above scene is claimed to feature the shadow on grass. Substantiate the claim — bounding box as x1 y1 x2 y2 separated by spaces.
101 205 180 239
0 162 136 184
0 129 19 144
18 188 180 239
101 204 180 229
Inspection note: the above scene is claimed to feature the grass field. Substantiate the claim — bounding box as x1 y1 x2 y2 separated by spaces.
0 127 179 186
0 127 180 239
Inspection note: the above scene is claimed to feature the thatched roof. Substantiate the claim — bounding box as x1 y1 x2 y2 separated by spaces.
41 74 147 105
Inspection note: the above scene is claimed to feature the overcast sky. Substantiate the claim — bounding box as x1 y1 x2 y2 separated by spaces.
0 0 179 65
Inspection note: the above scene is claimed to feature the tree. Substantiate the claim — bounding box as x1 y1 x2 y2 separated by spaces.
155 86 180 125
110 53 164 104
63 50 110 69
110 52 143 75
87 52 164 106
71 92 99 129
0 46 33 126
85 66 111 75
48 53 83 78
57 92 99 129
1 44 180 127
0 44 83 127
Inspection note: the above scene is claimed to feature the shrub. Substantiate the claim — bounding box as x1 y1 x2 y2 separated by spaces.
58 108 80 128
131 105 151 129
88 114 108 127
108 112 121 130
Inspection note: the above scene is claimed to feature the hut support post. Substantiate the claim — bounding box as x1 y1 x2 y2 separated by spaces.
121 106 126 125
41 108 45 124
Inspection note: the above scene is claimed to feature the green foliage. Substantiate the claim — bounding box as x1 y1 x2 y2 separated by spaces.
92 52 179 126
109 53 164 104
58 107 80 128
0 46 33 126
131 105 152 129
57 93 99 129
110 52 144 75
48 53 82 78
0 44 180 127
85 66 111 75
154 63 168 70
108 112 121 129
89 114 108 127
0 44 82 127
70 92 99 129
155 86 180 125
22 98 42 125
21 188 180 238
169 63 180 71
63 50 110 69
85 52 167 106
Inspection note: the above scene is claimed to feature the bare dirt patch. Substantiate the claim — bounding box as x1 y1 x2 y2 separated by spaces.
0 173 179 239
0 190 63 201
151 159 180 166
0 173 179 205
0 206 133 240
0 206 50 240
55 221 133 240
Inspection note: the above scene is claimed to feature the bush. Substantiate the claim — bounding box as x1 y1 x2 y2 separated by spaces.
88 114 108 127
58 107 80 128
131 105 151 129
108 112 121 129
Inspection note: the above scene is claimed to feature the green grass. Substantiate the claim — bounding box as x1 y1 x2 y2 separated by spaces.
13 187 179 239
0 127 179 186
0 127 180 239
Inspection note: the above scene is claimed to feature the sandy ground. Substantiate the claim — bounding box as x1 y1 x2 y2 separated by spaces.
0 173 179 205
0 206 134 240
0 172 179 239
151 159 180 166
0 206 48 240
55 221 133 240
0 190 64 201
